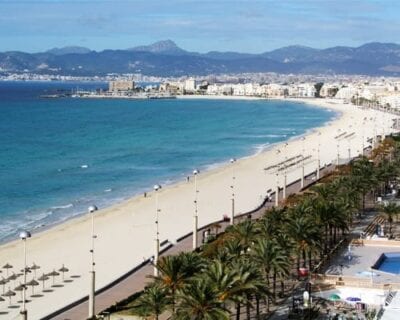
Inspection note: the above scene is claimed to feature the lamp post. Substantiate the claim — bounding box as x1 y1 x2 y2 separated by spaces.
192 169 199 249
301 137 305 189
275 149 281 206
88 205 98 319
153 184 162 276
19 230 31 320
316 132 321 179
336 143 340 166
230 158 236 225
283 143 288 199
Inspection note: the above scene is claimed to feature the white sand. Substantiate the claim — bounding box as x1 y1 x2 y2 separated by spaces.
0 98 397 319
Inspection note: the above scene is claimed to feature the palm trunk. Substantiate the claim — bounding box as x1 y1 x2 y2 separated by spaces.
256 295 260 319
236 302 241 320
362 192 366 217
273 271 277 300
246 295 251 320
324 225 328 254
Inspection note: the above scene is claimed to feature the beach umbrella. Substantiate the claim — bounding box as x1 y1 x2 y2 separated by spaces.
58 264 69 281
346 297 361 302
47 270 60 286
14 283 24 302
329 294 341 301
2 288 16 306
2 264 12 277
26 279 39 296
0 278 8 294
7 273 19 288
30 263 40 278
38 273 49 291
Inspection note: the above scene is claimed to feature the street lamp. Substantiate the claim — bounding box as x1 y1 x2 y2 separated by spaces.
192 169 199 249
230 158 236 225
88 205 98 319
283 143 288 199
336 143 340 166
153 184 162 276
275 149 281 206
19 230 31 320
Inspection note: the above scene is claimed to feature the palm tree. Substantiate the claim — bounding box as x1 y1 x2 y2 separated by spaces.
251 238 290 300
200 259 237 303
285 213 321 273
230 258 268 320
350 157 376 215
130 284 170 320
257 207 287 240
151 252 204 313
226 219 258 251
380 202 400 236
174 278 230 320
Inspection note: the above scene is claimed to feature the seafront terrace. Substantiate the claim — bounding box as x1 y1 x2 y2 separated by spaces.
49 163 337 319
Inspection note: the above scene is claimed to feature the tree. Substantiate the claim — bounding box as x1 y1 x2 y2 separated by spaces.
350 157 376 216
230 258 268 320
380 202 400 236
130 284 170 320
151 252 204 313
251 238 290 300
226 219 258 251
285 212 321 272
174 278 230 320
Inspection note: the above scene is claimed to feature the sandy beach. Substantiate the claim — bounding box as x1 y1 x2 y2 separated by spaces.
0 97 396 319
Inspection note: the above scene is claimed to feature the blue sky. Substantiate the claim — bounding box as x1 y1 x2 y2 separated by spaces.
0 0 399 53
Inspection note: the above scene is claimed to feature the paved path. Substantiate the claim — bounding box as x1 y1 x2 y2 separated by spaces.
45 165 335 320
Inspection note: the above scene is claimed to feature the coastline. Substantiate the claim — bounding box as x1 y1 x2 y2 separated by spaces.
0 97 395 318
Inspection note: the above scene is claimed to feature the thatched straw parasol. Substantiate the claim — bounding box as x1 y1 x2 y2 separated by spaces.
7 273 19 288
30 263 40 278
0 278 8 294
2 264 12 277
26 279 39 296
14 283 24 302
37 273 49 291
2 288 16 306
58 265 69 282
47 270 60 286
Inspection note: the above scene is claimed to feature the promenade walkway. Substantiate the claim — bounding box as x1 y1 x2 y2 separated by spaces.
46 165 335 320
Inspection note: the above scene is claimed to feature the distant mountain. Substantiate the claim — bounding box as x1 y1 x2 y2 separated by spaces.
262 45 319 63
46 46 92 55
0 41 400 76
127 40 188 55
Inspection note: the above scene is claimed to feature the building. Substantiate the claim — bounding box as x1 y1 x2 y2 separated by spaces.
184 78 196 92
109 81 135 92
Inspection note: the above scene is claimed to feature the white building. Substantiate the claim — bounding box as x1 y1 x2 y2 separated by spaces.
184 78 196 92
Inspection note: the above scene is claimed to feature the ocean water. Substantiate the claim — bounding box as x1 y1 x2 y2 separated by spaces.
0 81 335 241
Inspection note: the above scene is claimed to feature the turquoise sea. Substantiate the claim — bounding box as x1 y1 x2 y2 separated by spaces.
0 81 335 241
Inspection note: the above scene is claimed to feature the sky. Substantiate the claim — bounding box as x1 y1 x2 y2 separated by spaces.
0 0 399 53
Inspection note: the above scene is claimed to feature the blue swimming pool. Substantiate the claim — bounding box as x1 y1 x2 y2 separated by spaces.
372 253 400 274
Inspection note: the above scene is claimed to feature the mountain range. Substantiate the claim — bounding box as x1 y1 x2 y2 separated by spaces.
1 40 400 77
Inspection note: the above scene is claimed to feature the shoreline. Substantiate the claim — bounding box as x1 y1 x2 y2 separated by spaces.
0 96 336 244
0 97 396 318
